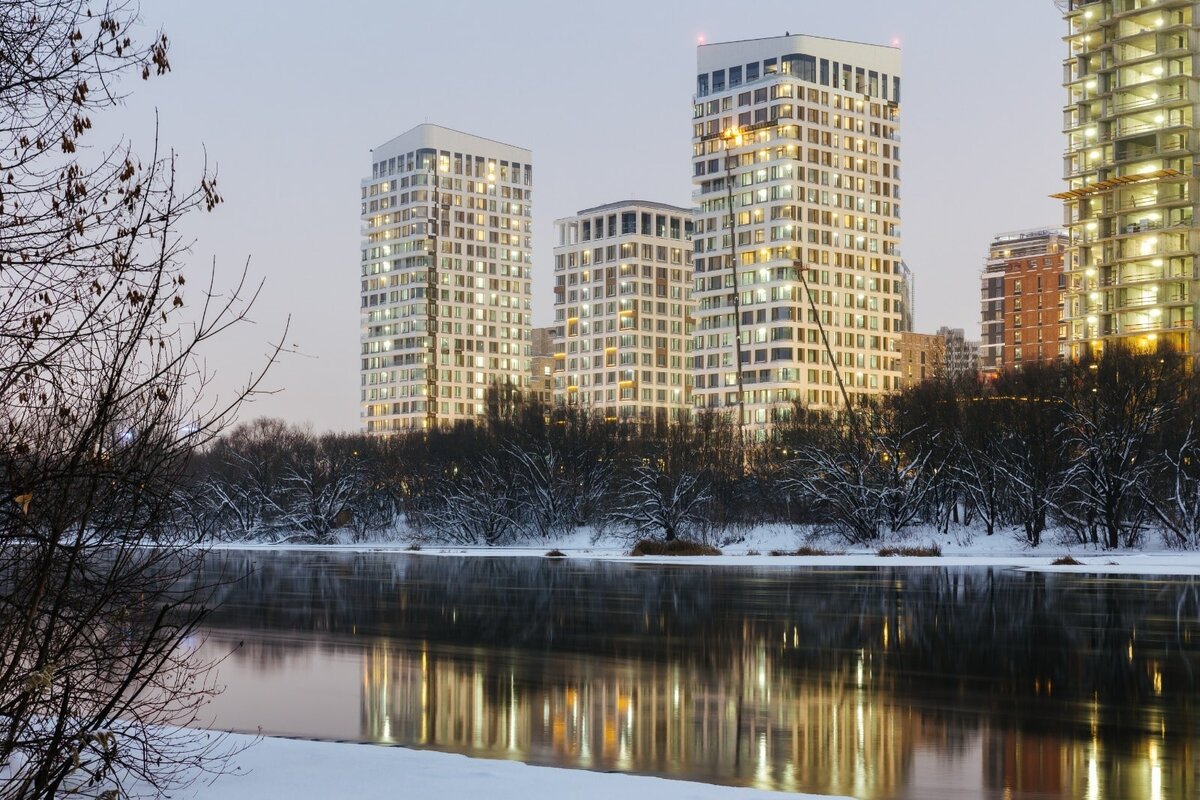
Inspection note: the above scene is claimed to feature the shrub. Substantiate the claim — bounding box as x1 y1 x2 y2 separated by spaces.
1051 555 1082 566
629 539 721 556
877 544 942 557
794 545 840 556
545 549 566 558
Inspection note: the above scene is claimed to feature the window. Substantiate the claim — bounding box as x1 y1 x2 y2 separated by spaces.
729 65 742 87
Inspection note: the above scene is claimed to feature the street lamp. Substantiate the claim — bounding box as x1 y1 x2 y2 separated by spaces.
722 126 747 451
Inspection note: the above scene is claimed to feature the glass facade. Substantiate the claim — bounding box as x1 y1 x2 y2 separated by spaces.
1059 0 1197 357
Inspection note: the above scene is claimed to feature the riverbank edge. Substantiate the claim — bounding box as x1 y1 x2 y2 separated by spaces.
160 731 842 799
206 539 1200 576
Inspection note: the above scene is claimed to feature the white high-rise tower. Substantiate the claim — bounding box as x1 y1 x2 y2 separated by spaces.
360 124 533 433
690 35 903 437
551 201 695 426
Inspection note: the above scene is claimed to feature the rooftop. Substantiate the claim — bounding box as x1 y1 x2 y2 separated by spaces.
573 199 693 216
699 32 899 52
371 123 530 157
990 227 1067 243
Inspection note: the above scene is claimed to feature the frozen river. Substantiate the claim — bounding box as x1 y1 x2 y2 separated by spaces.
191 551 1200 799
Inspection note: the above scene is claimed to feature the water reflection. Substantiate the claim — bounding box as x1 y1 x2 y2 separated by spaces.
194 554 1200 799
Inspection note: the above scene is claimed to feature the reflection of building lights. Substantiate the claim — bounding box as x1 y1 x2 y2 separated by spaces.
754 732 770 788
1149 738 1162 800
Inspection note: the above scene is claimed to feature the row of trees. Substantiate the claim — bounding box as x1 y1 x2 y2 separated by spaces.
188 409 733 545
780 347 1200 550
189 346 1200 551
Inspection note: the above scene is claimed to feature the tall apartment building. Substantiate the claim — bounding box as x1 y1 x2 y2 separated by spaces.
691 35 903 438
1058 0 1197 358
530 326 556 408
899 327 979 388
552 201 694 425
938 326 980 378
360 124 533 433
899 331 943 388
981 229 1067 374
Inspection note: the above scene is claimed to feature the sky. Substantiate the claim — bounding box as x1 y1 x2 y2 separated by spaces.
115 1 1067 433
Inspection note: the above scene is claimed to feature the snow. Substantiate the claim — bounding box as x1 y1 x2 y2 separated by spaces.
164 733 838 800
209 523 1200 575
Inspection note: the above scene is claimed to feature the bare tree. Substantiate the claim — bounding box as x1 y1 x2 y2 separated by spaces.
784 428 885 544
609 463 711 542
1146 423 1200 549
873 416 941 535
0 2 276 797
951 432 1005 537
1055 350 1177 549
783 402 941 544
275 433 364 544
197 418 301 540
418 456 521 546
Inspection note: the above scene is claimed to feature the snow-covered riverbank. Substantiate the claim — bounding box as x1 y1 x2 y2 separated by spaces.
159 732 836 800
209 525 1200 576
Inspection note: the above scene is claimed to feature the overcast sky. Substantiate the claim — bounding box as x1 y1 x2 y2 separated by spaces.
118 1 1066 432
